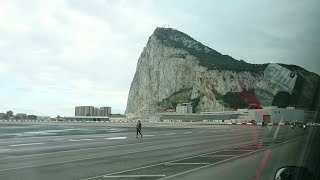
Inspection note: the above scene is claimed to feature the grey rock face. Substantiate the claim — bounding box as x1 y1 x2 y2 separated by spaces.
125 28 319 118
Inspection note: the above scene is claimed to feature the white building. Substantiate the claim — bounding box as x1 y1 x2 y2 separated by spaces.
201 106 317 123
176 103 193 114
235 107 316 123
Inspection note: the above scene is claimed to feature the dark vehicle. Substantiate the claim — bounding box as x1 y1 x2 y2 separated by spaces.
249 120 256 124
262 121 268 127
291 122 306 129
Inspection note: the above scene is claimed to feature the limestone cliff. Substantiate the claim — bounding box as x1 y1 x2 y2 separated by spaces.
125 28 319 117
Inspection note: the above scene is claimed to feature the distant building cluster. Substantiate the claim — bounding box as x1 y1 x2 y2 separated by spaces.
0 112 6 119
75 106 111 117
0 110 42 120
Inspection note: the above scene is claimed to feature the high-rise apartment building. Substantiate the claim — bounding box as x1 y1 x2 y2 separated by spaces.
100 107 111 116
94 108 100 116
75 106 94 116
75 106 111 116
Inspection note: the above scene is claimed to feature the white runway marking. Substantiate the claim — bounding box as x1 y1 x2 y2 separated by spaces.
103 175 166 178
158 137 305 180
69 139 93 142
143 135 155 137
10 143 44 147
164 133 176 135
201 154 237 157
69 139 81 142
0 134 303 175
165 163 210 165
184 132 192 134
221 149 254 151
105 137 127 140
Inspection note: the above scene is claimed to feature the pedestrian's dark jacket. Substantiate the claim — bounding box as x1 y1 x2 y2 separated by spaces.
136 122 141 130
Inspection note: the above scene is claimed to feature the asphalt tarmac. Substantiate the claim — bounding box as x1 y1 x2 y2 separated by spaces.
0 123 311 180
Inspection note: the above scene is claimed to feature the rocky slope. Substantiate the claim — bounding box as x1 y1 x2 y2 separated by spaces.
125 27 320 117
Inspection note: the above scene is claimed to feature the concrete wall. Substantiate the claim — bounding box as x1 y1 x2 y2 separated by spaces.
153 108 317 123
202 114 239 121
158 113 202 122
251 107 315 123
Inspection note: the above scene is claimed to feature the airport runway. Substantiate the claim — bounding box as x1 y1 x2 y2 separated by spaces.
0 123 311 180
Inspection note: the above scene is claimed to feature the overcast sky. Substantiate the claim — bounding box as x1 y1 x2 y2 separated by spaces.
0 0 319 117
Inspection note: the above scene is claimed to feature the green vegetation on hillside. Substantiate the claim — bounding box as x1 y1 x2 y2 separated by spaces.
170 53 187 59
154 28 268 73
157 87 203 113
212 88 224 100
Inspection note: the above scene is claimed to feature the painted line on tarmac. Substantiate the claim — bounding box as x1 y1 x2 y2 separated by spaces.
218 149 254 151
158 136 305 180
69 139 93 142
0 132 247 160
0 137 246 173
200 154 237 157
103 175 166 178
69 139 81 142
165 163 210 165
273 123 281 140
10 143 44 147
143 135 155 137
0 132 284 173
105 137 127 140
81 134 302 180
164 133 176 135
0 131 130 143
0 130 283 161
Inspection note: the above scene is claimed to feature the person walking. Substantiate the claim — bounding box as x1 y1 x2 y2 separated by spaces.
136 120 142 138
